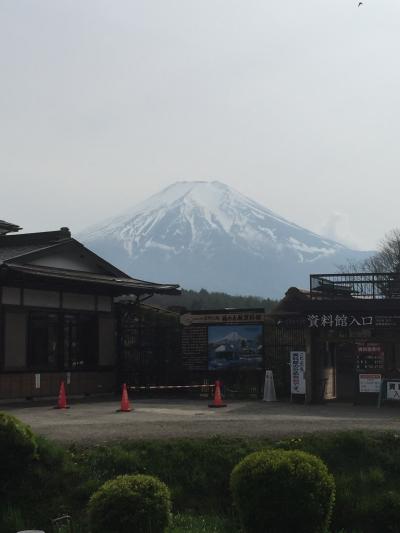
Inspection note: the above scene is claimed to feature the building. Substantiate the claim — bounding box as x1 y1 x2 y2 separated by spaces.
269 273 400 403
0 222 180 399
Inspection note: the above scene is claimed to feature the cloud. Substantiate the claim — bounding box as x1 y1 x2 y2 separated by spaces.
320 211 361 250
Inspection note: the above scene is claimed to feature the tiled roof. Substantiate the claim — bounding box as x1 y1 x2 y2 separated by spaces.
0 227 181 296
4 263 181 296
0 243 58 262
0 229 71 262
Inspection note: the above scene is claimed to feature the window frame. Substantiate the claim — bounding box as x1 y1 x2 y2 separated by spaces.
27 310 99 372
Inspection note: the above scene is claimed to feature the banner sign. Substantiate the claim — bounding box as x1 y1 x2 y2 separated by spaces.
290 351 306 395
359 374 381 393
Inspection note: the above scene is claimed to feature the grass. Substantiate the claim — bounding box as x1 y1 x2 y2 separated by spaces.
5 429 400 532
69 436 264 514
167 513 240 533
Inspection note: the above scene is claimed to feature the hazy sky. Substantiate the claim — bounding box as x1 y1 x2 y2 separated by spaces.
1 0 399 250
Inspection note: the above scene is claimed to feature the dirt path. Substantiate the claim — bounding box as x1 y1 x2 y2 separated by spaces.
2 397 400 443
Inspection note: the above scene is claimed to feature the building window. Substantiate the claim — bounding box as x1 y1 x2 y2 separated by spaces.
28 311 98 371
29 313 59 370
63 314 98 369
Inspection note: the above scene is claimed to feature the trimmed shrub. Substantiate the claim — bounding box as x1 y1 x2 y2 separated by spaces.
230 449 335 533
87 474 172 533
0 412 38 484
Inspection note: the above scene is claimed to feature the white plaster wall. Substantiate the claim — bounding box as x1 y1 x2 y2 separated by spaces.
97 295 112 312
63 292 96 311
30 247 107 273
2 287 21 305
24 289 60 308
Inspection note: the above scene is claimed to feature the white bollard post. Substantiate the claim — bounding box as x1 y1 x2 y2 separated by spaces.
263 370 277 402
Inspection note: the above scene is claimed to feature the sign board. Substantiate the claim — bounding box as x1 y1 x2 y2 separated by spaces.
306 314 373 328
290 351 306 395
305 314 400 329
359 374 381 393
387 381 400 400
356 343 384 370
181 311 264 325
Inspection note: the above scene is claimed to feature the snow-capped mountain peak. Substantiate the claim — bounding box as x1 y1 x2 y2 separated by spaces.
84 180 341 260
80 181 369 298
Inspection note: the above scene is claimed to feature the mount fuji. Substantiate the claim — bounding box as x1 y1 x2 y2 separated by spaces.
80 181 370 298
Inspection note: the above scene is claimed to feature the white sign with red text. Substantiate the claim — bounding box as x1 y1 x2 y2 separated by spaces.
359 374 381 393
290 351 306 395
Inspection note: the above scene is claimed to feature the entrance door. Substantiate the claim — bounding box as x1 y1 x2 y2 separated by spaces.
323 342 336 399
314 340 336 400
335 342 356 400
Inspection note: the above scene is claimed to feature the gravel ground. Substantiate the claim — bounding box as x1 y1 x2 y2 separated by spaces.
2 396 400 443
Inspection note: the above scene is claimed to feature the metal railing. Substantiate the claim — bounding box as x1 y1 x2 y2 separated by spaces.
310 273 400 300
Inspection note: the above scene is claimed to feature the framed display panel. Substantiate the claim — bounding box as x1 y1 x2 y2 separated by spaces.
208 324 263 371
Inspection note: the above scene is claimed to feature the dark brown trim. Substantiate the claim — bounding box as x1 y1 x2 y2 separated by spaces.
0 305 4 371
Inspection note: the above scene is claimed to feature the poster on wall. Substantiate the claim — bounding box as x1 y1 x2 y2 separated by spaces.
290 351 306 395
359 374 382 393
208 324 263 370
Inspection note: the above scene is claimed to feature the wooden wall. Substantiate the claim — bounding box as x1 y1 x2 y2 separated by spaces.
0 371 115 399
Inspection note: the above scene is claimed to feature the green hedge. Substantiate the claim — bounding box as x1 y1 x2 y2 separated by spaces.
0 412 38 485
0 427 80 533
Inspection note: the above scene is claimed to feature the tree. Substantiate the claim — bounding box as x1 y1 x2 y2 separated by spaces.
364 229 400 273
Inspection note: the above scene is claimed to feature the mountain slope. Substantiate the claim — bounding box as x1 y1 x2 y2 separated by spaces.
80 181 370 298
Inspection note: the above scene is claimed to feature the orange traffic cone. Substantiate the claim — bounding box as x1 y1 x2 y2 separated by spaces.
208 380 227 408
117 383 132 412
55 380 69 409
